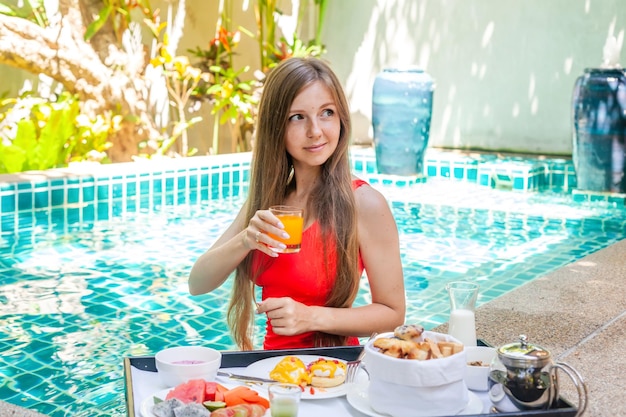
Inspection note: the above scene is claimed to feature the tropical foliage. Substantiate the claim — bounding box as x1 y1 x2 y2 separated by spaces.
0 0 328 173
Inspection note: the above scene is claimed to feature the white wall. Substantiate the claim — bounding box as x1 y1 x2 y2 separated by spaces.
322 0 626 155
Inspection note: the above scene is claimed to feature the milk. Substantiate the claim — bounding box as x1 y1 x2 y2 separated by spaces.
448 308 477 347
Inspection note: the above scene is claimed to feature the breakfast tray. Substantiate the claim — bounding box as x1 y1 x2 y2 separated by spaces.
123 340 578 417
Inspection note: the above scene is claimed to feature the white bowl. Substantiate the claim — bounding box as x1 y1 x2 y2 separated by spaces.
464 346 496 391
363 331 469 417
155 346 222 387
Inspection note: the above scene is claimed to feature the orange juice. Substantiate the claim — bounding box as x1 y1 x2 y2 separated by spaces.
268 206 304 253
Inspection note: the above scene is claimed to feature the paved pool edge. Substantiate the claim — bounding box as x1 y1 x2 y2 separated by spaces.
435 238 626 417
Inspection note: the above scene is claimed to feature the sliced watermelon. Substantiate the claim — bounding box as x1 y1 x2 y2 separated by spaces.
204 381 218 402
165 379 206 404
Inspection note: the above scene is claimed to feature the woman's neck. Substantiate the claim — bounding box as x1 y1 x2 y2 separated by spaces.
284 166 321 210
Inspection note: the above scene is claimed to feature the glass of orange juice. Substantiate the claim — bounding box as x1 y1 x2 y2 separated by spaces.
268 205 304 253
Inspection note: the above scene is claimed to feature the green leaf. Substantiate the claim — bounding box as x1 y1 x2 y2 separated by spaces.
12 119 38 171
0 144 27 173
84 4 113 41
0 4 17 16
37 100 78 169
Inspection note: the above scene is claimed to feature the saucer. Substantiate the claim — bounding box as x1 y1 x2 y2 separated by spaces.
346 382 484 417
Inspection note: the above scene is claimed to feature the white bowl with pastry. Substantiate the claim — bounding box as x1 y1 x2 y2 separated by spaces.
362 324 472 417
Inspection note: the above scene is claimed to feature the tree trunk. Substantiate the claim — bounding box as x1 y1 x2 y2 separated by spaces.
0 0 160 162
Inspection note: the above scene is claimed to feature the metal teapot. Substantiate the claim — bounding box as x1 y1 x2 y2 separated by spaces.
488 335 588 416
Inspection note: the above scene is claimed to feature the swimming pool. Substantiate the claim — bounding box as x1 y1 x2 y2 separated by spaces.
0 148 624 416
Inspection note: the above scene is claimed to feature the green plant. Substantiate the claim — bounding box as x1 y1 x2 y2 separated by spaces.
189 15 260 154
84 0 157 42
149 24 207 157
0 92 115 173
206 63 259 153
188 0 329 154
255 0 328 70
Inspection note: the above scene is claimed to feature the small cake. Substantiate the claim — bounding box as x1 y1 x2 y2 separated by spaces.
307 358 347 388
269 356 310 386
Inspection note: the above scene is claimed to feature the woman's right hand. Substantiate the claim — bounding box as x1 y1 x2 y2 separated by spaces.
242 209 289 257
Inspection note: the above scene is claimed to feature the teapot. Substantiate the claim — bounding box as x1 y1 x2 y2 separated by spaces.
488 335 588 416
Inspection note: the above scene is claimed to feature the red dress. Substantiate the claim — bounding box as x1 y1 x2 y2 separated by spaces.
253 179 367 350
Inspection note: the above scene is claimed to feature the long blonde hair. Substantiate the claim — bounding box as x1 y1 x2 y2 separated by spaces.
227 57 361 350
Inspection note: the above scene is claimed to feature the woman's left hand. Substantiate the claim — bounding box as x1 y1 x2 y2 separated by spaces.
256 297 309 336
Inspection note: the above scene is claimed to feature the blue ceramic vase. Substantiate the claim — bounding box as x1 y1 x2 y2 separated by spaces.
372 68 434 176
571 68 626 193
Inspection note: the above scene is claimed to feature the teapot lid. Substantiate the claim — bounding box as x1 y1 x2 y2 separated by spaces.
498 335 552 368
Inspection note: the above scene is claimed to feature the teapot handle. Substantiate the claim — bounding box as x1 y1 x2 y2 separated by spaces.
553 362 588 417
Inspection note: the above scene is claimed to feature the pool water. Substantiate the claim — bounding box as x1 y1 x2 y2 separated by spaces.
0 148 625 417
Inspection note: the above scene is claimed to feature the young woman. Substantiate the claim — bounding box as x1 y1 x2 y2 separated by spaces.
189 57 405 350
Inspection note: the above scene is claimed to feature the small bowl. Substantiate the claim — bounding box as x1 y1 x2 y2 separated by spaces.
155 346 222 387
464 346 496 391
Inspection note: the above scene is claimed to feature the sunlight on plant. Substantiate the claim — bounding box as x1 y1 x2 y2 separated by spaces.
148 18 208 158
0 92 115 173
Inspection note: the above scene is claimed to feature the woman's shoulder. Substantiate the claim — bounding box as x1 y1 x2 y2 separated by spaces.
351 177 369 190
351 176 390 215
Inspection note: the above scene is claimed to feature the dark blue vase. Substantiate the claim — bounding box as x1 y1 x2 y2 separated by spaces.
572 68 626 193
372 68 434 176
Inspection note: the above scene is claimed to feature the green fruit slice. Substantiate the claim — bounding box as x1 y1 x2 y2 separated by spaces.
203 400 227 411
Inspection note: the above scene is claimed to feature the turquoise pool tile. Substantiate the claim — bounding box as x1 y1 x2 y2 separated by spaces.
51 188 64 206
66 207 80 223
1 193 16 213
97 184 110 200
68 185 81 204
97 202 109 219
366 160 377 174
126 198 137 212
188 174 198 189
139 196 151 211
81 184 94 203
112 201 125 216
140 179 149 194
112 183 123 199
126 181 137 196
18 192 32 210
232 170 241 184
34 190 49 209
50 208 64 223
153 178 163 193
165 177 174 191
82 204 95 222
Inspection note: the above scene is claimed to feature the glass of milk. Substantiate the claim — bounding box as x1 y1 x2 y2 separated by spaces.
446 281 479 347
